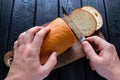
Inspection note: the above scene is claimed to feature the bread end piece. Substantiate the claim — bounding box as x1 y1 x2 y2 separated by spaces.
40 18 76 64
81 6 103 30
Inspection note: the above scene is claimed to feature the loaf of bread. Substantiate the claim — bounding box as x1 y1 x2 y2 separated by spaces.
40 18 76 64
81 6 103 30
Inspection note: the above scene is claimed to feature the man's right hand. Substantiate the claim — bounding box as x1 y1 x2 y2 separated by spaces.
82 36 120 80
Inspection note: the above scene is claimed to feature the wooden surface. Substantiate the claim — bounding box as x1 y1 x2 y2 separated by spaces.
0 0 120 80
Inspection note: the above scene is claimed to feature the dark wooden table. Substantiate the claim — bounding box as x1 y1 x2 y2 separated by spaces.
0 0 120 80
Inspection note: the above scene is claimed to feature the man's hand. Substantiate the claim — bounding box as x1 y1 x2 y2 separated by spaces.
5 26 57 80
82 36 120 80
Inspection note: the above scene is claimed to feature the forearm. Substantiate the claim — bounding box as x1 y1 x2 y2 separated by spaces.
107 69 120 80
106 62 120 80
5 76 43 80
5 75 23 80
5 76 18 80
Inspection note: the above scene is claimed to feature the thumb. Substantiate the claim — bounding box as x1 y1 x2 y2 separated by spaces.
43 52 57 71
82 41 100 61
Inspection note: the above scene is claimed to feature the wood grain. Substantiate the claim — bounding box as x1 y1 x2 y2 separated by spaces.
105 0 120 57
0 0 2 23
1 0 35 79
7 0 35 50
35 0 58 26
0 0 14 79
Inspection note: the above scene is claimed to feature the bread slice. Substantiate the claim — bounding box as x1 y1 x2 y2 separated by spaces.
67 9 97 37
63 14 82 39
81 6 103 30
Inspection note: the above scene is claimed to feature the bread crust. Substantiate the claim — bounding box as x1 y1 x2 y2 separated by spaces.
40 18 76 64
81 6 103 30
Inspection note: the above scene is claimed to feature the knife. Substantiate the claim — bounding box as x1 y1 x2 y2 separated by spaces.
62 7 86 43
61 7 101 54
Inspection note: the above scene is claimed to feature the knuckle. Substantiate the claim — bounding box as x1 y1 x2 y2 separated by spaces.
36 32 44 38
27 49 33 54
24 51 34 60
27 29 33 34
93 35 98 38
92 35 98 39
13 40 18 48
18 32 25 39
14 40 18 45
107 43 115 49
26 46 34 55
51 57 57 64
27 26 40 34
18 45 25 53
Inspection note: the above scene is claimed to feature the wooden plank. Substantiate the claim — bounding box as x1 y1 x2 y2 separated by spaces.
0 0 2 23
59 0 87 80
35 0 58 26
59 0 81 17
104 0 120 57
35 0 59 80
0 0 14 79
82 0 109 80
7 0 35 50
59 58 86 80
3 0 35 79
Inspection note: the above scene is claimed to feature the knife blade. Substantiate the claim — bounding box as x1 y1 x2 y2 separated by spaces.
62 7 86 43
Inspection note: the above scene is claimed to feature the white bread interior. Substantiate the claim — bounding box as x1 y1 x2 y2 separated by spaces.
68 9 97 37
81 6 103 30
63 14 82 38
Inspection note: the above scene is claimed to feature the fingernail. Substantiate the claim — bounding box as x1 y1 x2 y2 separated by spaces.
82 41 89 47
45 26 50 29
53 52 57 57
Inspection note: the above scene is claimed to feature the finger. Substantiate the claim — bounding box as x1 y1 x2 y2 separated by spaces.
18 32 26 46
23 26 43 44
43 52 57 71
13 40 19 59
89 61 95 70
32 27 50 53
87 36 109 49
82 41 100 61
14 40 19 50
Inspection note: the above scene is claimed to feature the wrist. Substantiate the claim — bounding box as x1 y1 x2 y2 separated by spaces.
5 74 44 80
5 74 22 80
107 62 120 80
107 70 120 80
5 77 14 80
